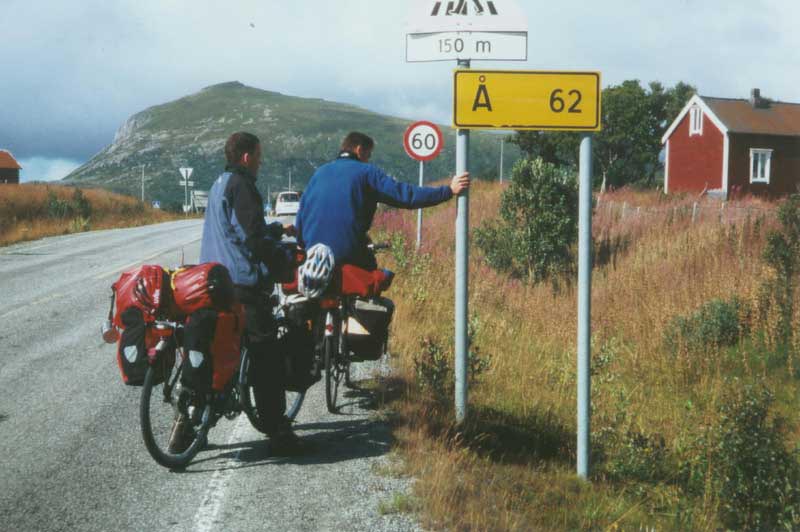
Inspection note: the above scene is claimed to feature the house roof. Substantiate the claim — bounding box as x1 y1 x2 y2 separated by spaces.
703 97 800 136
0 150 21 169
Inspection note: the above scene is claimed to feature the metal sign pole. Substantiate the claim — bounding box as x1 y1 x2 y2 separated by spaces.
499 138 504 184
455 59 471 424
577 133 593 478
417 160 424 249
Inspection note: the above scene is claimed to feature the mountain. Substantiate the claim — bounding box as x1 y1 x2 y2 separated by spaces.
64 82 519 206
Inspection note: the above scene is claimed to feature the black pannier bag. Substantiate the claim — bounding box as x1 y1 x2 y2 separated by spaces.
279 323 320 393
181 308 217 394
278 295 321 393
116 307 171 385
346 297 394 361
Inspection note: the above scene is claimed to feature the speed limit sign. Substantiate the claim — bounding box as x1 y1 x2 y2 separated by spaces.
403 121 444 162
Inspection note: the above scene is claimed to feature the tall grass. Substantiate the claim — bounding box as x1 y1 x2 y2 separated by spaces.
0 183 180 247
372 182 800 530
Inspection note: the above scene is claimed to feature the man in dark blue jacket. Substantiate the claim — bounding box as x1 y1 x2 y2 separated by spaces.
198 132 301 454
296 131 470 269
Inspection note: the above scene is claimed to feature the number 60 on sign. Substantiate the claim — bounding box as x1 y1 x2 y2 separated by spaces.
453 70 602 131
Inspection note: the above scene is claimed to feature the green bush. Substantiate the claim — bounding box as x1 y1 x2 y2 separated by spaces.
710 385 800 531
474 158 578 285
663 297 750 354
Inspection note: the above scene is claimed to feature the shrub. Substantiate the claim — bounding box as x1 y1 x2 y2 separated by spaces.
474 158 578 285
663 297 750 355
711 385 800 531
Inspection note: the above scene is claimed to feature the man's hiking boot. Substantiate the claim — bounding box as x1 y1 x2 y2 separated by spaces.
268 418 307 456
168 414 195 454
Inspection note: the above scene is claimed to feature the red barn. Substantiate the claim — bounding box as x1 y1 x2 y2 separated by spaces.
662 89 800 198
0 150 22 184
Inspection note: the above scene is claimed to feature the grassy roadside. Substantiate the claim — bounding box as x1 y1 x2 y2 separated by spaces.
371 181 800 530
0 183 184 247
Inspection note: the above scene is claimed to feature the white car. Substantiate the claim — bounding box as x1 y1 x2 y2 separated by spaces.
274 191 300 217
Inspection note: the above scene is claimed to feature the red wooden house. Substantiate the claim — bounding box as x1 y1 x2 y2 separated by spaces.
662 89 800 198
0 150 22 184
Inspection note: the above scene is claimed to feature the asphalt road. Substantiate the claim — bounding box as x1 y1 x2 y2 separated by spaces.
0 220 418 532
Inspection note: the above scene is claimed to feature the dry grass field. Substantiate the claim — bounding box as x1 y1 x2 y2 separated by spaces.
0 184 181 247
371 180 800 530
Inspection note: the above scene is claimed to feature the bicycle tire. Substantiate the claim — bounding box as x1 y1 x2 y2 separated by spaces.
324 335 342 413
239 347 305 433
140 362 210 469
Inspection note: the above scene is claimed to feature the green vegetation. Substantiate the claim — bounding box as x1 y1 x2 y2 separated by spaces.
371 180 800 530
474 158 578 285
65 81 519 204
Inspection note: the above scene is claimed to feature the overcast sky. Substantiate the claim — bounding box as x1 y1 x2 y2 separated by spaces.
3 0 799 181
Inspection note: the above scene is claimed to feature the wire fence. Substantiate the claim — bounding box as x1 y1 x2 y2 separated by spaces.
596 197 776 226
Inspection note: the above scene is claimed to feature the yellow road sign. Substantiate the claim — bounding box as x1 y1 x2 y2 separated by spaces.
453 70 602 131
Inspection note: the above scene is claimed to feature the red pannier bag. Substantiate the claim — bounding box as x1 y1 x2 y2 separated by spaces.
109 265 171 385
182 304 245 393
112 264 171 327
334 265 394 297
170 263 235 316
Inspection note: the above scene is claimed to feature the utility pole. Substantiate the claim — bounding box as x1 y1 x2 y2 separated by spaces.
141 164 145 202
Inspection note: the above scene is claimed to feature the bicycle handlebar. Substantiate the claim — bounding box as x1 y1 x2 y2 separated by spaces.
367 242 391 251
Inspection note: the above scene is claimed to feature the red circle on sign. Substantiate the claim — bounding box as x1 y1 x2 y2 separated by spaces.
403 121 444 162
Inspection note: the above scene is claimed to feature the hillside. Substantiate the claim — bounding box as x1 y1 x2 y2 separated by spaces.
65 82 518 205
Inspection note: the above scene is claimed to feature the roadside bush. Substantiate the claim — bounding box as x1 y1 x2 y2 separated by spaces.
685 385 800 531
662 297 750 355
474 158 578 285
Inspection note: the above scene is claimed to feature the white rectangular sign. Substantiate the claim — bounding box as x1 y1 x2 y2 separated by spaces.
179 180 195 186
406 31 527 62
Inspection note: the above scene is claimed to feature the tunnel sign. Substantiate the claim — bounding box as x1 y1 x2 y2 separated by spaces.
453 70 602 131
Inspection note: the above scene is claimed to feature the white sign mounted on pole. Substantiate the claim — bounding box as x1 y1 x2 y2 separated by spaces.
406 0 528 62
179 167 193 180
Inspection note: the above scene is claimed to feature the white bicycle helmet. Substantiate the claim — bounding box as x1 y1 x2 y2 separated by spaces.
298 243 335 298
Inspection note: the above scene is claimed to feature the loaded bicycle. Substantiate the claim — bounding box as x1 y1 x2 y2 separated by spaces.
280 242 394 414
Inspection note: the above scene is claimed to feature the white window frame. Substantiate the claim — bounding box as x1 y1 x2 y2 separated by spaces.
750 148 773 184
689 106 703 136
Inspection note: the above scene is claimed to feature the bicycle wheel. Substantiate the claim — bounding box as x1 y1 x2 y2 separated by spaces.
324 335 343 413
140 359 211 469
239 347 305 433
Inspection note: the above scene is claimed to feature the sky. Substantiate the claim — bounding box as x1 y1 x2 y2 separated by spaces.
2 0 799 182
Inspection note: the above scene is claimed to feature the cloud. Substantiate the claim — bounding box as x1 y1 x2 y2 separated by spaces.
2 0 799 165
19 157 82 183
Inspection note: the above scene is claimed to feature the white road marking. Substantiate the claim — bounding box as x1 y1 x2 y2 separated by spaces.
192 415 249 532
94 237 202 280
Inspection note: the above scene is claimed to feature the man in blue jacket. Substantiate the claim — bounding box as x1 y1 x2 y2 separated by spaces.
196 131 301 454
296 131 470 269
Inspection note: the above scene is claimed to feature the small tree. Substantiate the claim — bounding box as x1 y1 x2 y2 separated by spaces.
474 158 578 285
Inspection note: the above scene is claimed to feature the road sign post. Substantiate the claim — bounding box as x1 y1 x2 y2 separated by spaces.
407 0 529 427
454 60 470 424
577 134 593 479
179 167 193 216
450 67 600 476
403 121 445 250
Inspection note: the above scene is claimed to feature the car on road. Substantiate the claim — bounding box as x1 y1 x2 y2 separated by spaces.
274 191 300 217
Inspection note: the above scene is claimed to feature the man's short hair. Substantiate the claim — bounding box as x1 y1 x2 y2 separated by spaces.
340 132 374 153
225 132 260 165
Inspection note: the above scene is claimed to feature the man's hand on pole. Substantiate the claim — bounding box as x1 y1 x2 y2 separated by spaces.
450 172 470 196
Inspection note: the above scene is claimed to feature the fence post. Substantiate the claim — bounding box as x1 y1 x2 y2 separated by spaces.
692 202 698 224
720 202 726 223
622 202 627 219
